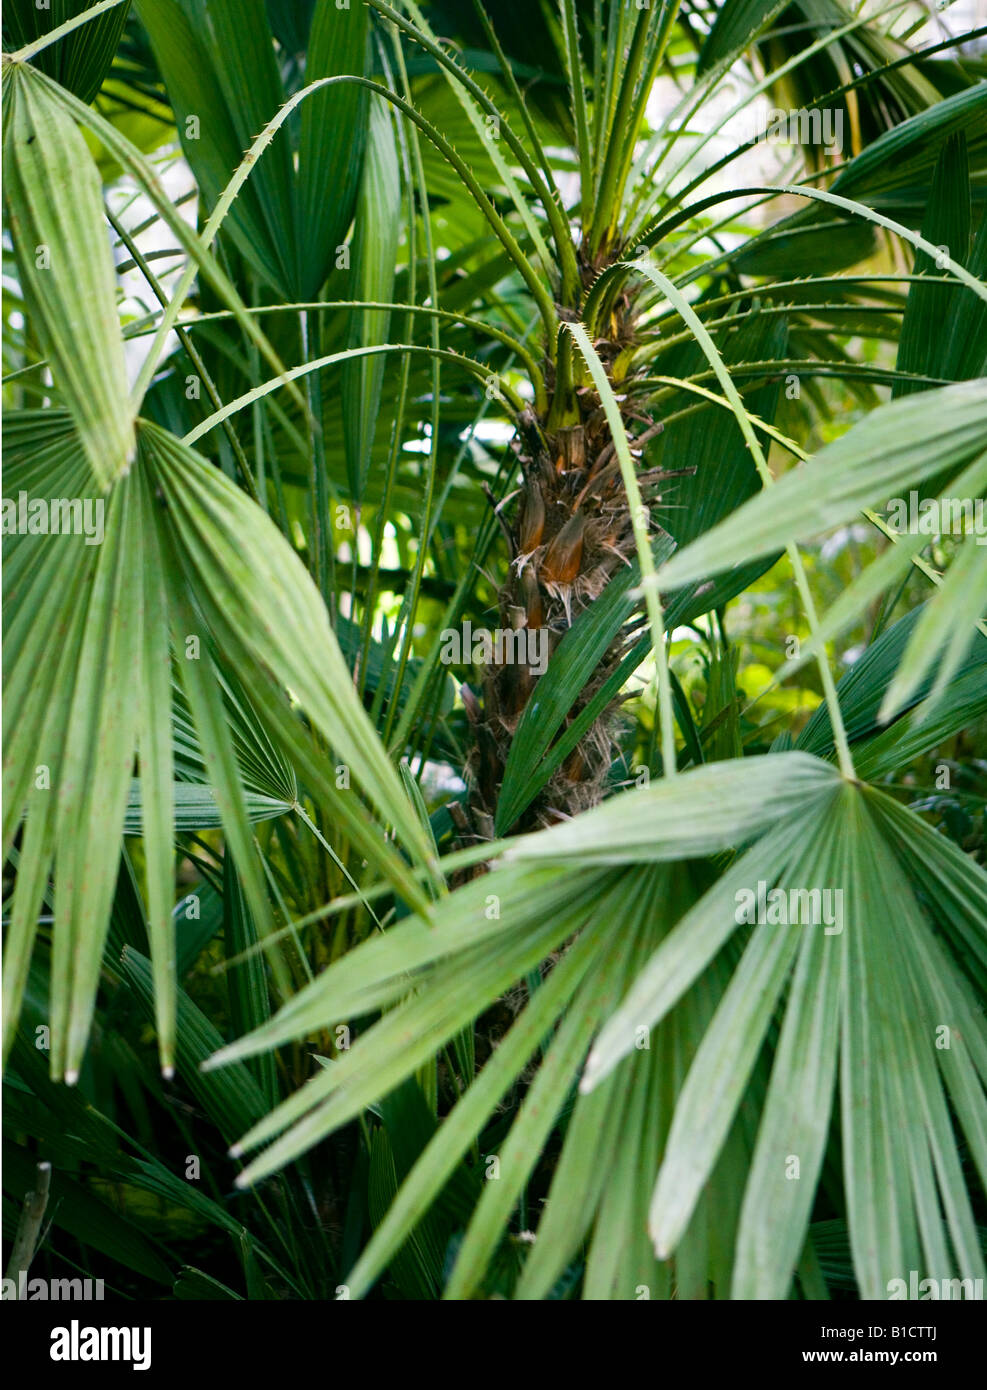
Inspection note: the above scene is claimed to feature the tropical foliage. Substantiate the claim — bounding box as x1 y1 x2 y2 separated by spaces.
3 0 986 1301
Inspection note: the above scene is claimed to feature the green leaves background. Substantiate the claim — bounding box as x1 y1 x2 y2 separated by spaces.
3 0 986 1301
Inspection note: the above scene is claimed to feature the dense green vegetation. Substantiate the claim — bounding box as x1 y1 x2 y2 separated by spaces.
3 0 986 1301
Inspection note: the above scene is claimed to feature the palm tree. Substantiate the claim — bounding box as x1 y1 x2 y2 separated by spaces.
2 0 986 1301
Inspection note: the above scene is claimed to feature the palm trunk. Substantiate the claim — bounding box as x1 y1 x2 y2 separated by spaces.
463 263 683 835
